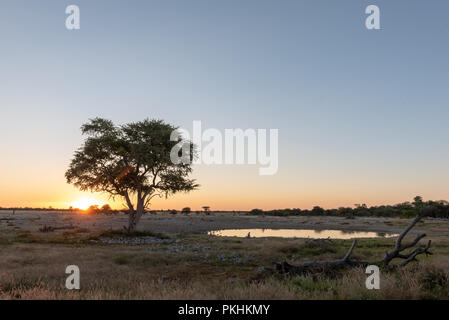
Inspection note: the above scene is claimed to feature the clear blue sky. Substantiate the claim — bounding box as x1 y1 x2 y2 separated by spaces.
1 0 448 209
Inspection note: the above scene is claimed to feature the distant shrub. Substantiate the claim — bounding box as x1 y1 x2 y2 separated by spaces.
250 209 264 215
242 197 449 219
84 204 116 215
169 209 178 215
181 207 191 214
312 206 325 215
86 205 100 214
101 204 114 214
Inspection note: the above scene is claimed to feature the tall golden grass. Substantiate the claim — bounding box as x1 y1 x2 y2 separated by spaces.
1 259 448 299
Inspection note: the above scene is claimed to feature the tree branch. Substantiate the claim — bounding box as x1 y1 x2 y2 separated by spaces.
275 215 432 275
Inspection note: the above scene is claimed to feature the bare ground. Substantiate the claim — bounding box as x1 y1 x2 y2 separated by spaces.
2 210 448 236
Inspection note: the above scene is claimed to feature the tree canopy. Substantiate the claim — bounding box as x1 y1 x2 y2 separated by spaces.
65 118 198 232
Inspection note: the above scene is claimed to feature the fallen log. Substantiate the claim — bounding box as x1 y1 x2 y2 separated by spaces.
275 215 432 274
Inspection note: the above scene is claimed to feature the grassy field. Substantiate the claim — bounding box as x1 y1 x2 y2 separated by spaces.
0 211 448 299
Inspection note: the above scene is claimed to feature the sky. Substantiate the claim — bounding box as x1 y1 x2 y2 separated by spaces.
0 0 448 210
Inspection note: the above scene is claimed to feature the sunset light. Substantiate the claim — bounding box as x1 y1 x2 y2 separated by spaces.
1 0 449 305
69 198 104 210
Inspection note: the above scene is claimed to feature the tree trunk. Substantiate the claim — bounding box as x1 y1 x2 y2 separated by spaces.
124 191 138 233
127 210 137 233
134 198 145 230
126 197 145 233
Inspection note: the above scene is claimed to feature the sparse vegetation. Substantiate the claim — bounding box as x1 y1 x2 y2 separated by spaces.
181 207 191 214
1 209 448 300
248 197 449 219
0 233 448 299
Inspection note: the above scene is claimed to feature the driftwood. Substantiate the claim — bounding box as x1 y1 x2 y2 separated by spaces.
276 216 432 274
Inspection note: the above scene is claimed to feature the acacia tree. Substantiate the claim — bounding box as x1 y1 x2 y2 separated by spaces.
65 118 198 232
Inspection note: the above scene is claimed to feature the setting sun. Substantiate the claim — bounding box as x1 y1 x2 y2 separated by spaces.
69 198 104 210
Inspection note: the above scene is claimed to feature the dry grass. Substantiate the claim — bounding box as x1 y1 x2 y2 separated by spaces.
0 237 448 299
1 261 448 299
0 212 448 300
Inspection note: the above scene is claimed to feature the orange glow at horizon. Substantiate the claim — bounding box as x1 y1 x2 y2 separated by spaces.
1 163 447 212
68 198 105 210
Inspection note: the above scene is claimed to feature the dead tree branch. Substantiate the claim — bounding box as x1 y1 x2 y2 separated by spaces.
275 215 432 275
382 216 432 268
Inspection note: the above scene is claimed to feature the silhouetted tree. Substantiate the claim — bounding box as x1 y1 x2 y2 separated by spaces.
202 206 210 215
65 118 198 232
250 208 264 215
312 206 325 215
413 196 423 209
181 207 191 214
86 205 100 214
101 204 112 213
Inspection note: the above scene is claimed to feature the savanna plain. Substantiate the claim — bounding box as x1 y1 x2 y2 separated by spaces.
1 210 448 300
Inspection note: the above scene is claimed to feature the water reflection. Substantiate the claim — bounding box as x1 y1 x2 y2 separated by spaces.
208 229 398 239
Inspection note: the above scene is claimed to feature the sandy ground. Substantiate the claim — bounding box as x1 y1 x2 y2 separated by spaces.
1 210 448 236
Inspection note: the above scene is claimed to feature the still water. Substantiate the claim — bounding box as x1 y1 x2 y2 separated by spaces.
208 229 397 239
